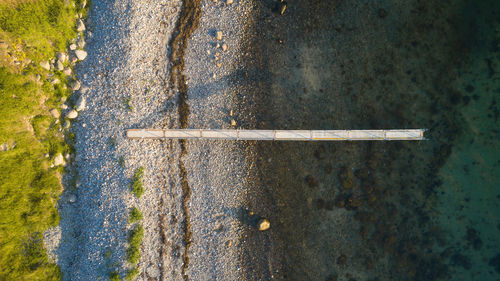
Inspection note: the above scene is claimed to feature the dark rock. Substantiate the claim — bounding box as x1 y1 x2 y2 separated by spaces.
336 254 347 266
489 253 500 274
378 8 387 18
305 175 318 188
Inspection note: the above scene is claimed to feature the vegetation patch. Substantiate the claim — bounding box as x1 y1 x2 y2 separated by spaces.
126 224 144 265
131 167 144 198
129 207 143 224
125 267 139 281
0 0 90 279
108 271 120 281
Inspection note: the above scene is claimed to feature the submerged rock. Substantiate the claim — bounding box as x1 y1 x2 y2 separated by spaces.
258 218 270 231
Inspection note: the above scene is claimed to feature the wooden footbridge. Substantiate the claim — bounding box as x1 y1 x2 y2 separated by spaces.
126 129 425 141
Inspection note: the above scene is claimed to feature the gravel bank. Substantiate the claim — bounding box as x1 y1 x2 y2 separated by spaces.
56 0 263 280
57 0 186 280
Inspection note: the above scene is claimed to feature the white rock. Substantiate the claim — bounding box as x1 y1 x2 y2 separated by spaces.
66 110 78 119
79 86 89 94
63 67 72 76
68 194 77 203
64 153 70 160
56 52 67 62
76 19 85 32
61 103 68 110
51 78 60 85
40 61 50 70
54 153 65 166
71 80 81 91
75 96 86 111
50 108 60 118
56 60 64 71
75 50 87 61
77 38 85 49
81 0 86 8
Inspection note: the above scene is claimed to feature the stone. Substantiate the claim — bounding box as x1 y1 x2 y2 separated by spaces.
76 19 86 32
68 193 77 203
71 80 81 91
66 110 78 119
75 95 86 111
227 0 233 4
77 38 85 49
63 120 71 129
79 86 89 94
0 143 8 151
221 43 228 51
35 74 41 81
56 52 67 62
61 103 68 110
40 61 50 70
56 60 64 71
63 67 72 76
51 78 60 85
258 218 270 231
230 119 236 126
64 153 70 160
69 43 77 50
53 153 65 166
378 8 388 19
50 108 61 118
216 31 223 40
81 0 86 8
75 50 87 61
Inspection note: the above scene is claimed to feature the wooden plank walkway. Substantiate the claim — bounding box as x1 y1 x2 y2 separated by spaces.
127 129 425 141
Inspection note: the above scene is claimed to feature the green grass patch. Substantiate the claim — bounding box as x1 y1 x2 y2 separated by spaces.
0 0 88 280
125 267 139 281
128 207 143 224
109 271 120 281
126 224 143 265
130 167 144 198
